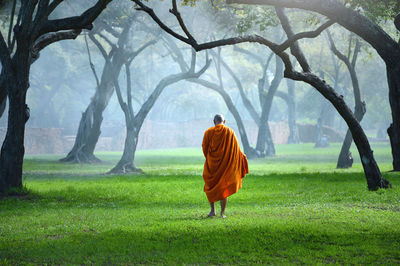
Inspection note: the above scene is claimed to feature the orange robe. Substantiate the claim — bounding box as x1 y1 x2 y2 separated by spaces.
202 124 249 202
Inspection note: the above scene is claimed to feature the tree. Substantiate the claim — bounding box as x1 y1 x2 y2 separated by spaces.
131 0 390 190
225 0 400 172
109 46 210 173
327 31 364 168
163 35 259 158
223 47 283 156
0 0 111 194
280 77 299 144
60 5 139 163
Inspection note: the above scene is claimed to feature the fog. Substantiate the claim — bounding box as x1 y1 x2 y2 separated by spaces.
0 0 392 155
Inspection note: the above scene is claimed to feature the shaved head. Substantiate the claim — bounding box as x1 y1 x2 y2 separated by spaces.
213 114 225 125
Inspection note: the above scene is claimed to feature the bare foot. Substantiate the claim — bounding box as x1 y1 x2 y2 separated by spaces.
207 212 216 217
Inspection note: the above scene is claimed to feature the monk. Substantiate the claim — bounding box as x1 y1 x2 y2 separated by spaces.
202 114 249 218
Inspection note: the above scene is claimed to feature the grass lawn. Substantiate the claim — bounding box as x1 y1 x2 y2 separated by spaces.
0 142 399 264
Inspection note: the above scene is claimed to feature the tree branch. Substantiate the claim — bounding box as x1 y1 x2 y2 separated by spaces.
47 0 64 16
31 29 82 60
40 0 111 35
276 19 335 53
33 0 50 33
226 0 400 66
128 39 157 64
275 7 311 72
97 31 117 50
351 38 360 68
327 30 362 107
97 20 121 39
132 0 192 46
212 49 261 124
84 32 101 89
132 0 302 74
0 32 13 71
7 0 17 48
20 0 39 36
170 0 197 42
89 32 110 60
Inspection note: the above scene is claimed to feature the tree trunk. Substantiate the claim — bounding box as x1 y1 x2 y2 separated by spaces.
337 102 366 168
60 53 125 163
255 57 283 155
60 102 103 163
223 91 260 159
0 75 6 118
256 104 276 156
337 129 354 168
0 53 30 193
387 64 400 171
265 124 275 156
0 89 27 192
276 89 299 144
286 79 299 144
290 71 389 190
108 125 141 174
315 109 330 148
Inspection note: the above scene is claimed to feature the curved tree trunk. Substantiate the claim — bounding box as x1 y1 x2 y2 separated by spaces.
227 0 400 173
60 53 125 163
329 35 366 169
290 71 389 190
387 64 400 171
337 103 366 168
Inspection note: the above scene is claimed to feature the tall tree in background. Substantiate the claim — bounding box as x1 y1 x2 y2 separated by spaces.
60 5 138 163
0 0 111 193
327 31 364 168
276 77 299 144
221 47 284 156
159 30 259 158
109 47 210 173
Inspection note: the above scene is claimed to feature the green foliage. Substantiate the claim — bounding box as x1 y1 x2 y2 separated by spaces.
0 144 399 264
344 0 400 22
236 6 280 34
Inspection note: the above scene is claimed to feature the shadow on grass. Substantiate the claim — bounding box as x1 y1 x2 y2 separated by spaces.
1 224 399 264
1 172 397 216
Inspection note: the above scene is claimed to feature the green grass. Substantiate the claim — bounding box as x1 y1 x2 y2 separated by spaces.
1 143 400 264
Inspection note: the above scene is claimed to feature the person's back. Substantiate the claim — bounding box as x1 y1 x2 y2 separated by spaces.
202 114 249 218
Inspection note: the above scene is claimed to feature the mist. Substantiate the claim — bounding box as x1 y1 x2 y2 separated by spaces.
0 0 391 155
